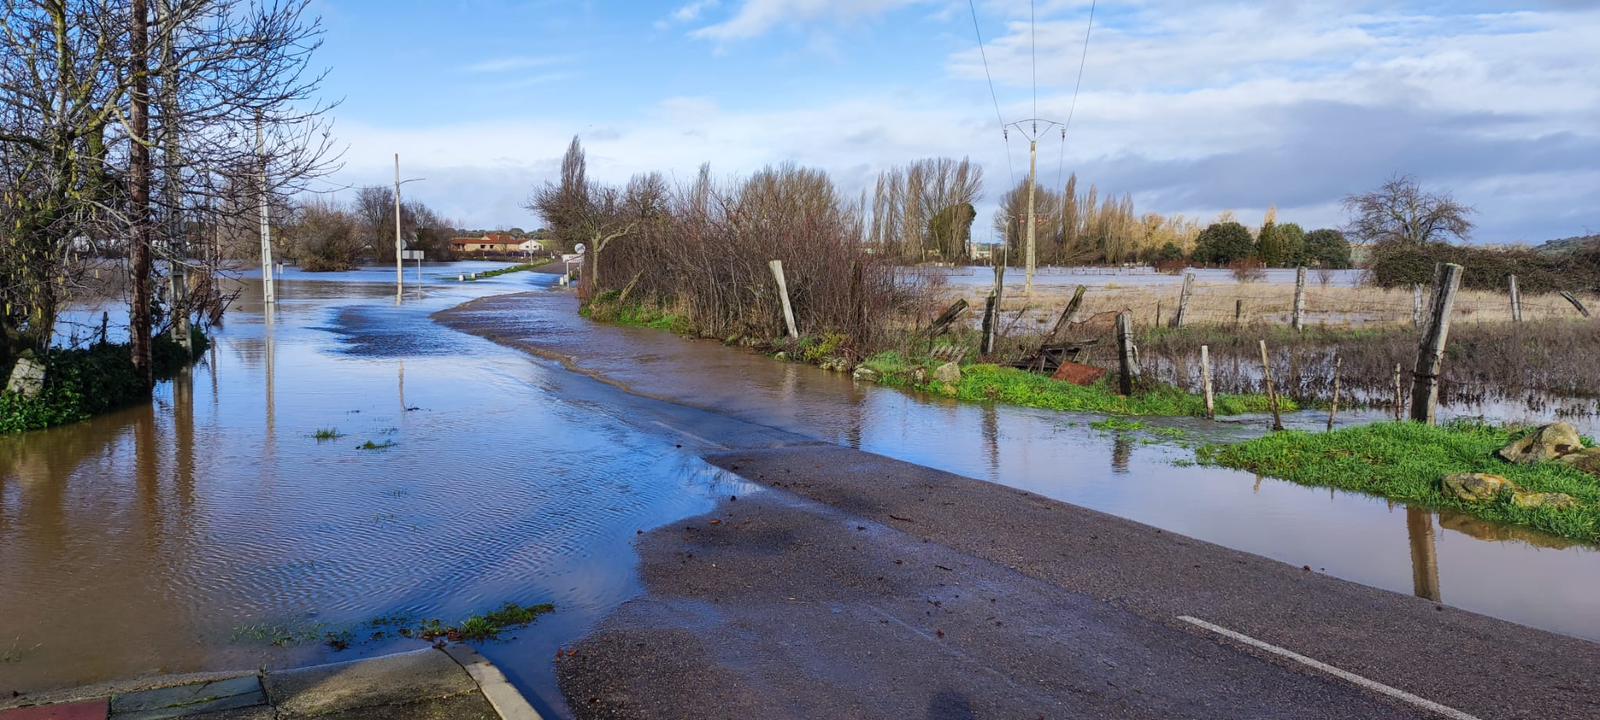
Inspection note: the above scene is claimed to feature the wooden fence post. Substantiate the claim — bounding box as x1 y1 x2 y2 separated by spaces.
1410 263 1463 424
1200 344 1215 419
1326 354 1342 431
1047 285 1087 343
1173 273 1195 328
1155 301 1163 328
1412 284 1424 329
1258 339 1283 431
1235 299 1245 326
1292 266 1307 331
1508 274 1523 322
981 292 997 356
769 260 799 338
1392 364 1404 422
1560 290 1592 318
1116 311 1138 395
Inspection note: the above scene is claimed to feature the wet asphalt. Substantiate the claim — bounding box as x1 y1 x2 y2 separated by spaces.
558 446 1599 719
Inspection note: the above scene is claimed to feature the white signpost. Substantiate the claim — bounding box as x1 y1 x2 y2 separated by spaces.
401 250 424 287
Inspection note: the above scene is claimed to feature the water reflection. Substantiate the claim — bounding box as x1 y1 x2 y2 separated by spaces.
1406 507 1441 602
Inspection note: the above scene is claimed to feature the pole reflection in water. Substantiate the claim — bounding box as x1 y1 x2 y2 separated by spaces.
1111 433 1132 474
981 405 999 478
1407 506 1442 602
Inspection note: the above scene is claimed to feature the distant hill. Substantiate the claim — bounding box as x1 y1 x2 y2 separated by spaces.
1536 234 1600 255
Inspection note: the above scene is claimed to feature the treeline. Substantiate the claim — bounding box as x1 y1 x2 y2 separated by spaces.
1 0 332 389
1370 243 1600 293
866 158 982 262
1189 210 1354 269
531 137 902 354
267 188 456 272
993 174 1204 265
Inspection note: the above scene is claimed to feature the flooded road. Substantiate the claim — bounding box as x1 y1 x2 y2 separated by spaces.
442 291 1600 645
3 265 1598 716
0 264 758 716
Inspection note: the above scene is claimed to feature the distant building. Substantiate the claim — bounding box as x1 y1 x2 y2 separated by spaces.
449 233 545 256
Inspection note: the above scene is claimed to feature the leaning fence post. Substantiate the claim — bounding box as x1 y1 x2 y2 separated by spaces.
1559 290 1592 318
1235 298 1245 326
1116 311 1138 396
1048 285 1087 343
768 259 799 339
1326 354 1342 432
1412 284 1424 328
1200 344 1215 419
1155 301 1163 328
1173 273 1195 328
1292 266 1307 332
1410 262 1463 424
1508 274 1523 322
1258 339 1284 431
1393 364 1404 422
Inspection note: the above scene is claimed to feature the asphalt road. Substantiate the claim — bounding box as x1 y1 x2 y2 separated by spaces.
558 445 1599 719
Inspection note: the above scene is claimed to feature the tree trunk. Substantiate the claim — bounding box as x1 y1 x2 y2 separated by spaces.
129 0 154 388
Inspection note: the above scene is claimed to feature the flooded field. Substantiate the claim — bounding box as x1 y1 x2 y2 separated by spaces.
3 264 1598 717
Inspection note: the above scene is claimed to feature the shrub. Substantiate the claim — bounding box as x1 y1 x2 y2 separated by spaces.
1193 222 1255 265
1302 228 1353 269
1367 243 1597 293
0 330 209 434
1229 258 1267 283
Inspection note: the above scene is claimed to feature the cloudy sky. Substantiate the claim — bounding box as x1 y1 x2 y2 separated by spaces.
312 0 1600 244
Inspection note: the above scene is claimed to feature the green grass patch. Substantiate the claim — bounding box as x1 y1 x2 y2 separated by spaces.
471 263 540 279
357 439 396 451
1200 421 1600 543
416 602 556 642
861 352 1289 418
581 296 694 335
313 427 344 441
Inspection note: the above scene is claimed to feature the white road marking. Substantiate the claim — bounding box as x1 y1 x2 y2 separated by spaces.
1176 615 1483 720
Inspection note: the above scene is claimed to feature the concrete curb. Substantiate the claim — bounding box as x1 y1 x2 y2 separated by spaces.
441 645 544 720
1 647 542 720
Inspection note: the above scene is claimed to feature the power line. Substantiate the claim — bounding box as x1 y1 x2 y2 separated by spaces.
966 0 1015 186
1062 0 1098 139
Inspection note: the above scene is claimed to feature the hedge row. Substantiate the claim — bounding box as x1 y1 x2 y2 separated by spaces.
1368 243 1600 293
0 330 209 434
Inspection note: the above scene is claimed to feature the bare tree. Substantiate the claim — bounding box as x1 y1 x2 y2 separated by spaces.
1343 175 1475 247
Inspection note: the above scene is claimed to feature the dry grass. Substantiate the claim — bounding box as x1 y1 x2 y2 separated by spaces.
948 281 1595 331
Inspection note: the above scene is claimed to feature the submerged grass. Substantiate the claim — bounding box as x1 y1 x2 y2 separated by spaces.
473 263 540 279
416 602 556 642
312 428 344 441
1201 421 1600 543
862 352 1291 418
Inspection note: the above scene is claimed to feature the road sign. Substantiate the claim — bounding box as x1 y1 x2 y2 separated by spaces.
401 250 424 260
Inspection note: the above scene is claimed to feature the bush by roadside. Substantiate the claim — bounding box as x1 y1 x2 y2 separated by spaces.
0 330 208 434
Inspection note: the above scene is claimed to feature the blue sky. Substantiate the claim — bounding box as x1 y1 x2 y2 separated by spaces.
312 1 1600 244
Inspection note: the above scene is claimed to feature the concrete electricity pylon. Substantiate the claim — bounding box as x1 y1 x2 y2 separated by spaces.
1005 120 1065 294
392 154 425 302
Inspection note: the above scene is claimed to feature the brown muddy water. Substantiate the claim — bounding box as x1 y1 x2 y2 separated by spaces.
0 264 758 718
4 267 1598 717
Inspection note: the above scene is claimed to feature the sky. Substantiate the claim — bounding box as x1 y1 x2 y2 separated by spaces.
309 0 1600 245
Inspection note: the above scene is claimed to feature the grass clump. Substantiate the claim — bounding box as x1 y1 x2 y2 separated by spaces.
312 428 344 441
417 602 556 642
1200 421 1600 543
473 263 540 279
357 439 396 451
582 295 694 335
861 352 1289 418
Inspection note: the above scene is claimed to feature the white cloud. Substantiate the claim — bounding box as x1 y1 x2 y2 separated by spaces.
462 55 570 74
689 0 935 41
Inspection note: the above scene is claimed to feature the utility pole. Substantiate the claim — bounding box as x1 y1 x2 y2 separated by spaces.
129 0 154 386
394 153 403 301
256 112 275 305
1005 121 1064 294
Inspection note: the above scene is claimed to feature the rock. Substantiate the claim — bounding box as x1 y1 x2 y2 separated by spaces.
4 353 45 398
1510 491 1580 511
1497 423 1583 465
1051 361 1107 387
852 365 880 382
931 361 962 384
1554 448 1600 476
911 366 928 385
818 357 849 373
1440 473 1517 503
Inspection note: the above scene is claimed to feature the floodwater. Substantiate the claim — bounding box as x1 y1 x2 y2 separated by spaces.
928 265 1367 288
3 264 1598 716
0 264 757 717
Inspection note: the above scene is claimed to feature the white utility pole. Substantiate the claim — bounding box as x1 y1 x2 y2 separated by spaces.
1026 138 1037 293
1004 121 1063 295
394 153 403 301
257 113 275 304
